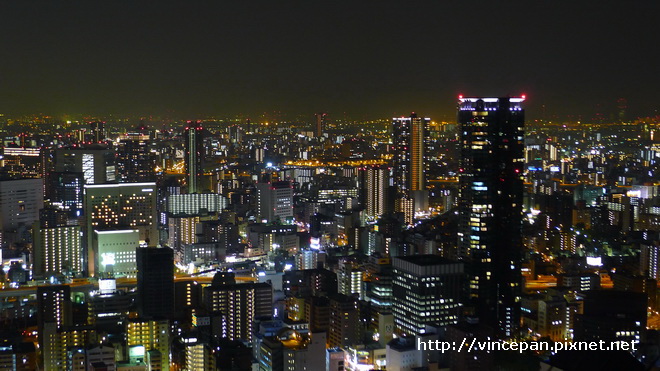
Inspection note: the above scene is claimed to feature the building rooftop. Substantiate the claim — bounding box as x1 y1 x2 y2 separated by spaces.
395 255 456 266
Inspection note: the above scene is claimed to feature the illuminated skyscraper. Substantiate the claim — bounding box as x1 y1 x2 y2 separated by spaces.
457 96 525 338
392 113 430 194
184 121 204 193
361 165 390 219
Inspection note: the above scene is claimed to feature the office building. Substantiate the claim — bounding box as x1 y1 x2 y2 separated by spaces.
116 133 157 183
94 229 140 276
47 171 84 214
457 97 525 338
574 290 646 344
366 255 393 312
557 273 601 291
247 224 299 256
282 268 338 298
54 145 116 185
88 279 132 328
184 121 204 193
137 247 174 319
84 182 157 276
0 178 43 247
256 181 294 223
392 255 464 335
84 346 116 371
0 343 37 371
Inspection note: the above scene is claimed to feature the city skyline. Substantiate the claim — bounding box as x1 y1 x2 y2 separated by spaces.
0 1 659 370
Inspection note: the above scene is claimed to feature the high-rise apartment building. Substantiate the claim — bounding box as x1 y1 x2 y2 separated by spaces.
184 121 204 193
204 273 273 342
457 96 525 338
392 255 464 335
33 222 82 277
361 165 390 219
127 318 170 371
328 293 362 348
392 113 430 194
37 284 73 356
37 285 72 330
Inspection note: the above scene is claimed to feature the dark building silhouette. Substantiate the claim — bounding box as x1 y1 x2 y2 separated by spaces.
137 247 174 319
457 97 525 338
574 290 646 344
184 121 204 193
315 112 326 138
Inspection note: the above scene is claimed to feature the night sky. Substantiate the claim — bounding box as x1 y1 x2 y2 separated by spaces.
1 0 659 121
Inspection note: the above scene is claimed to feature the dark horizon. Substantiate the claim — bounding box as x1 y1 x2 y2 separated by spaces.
1 1 659 121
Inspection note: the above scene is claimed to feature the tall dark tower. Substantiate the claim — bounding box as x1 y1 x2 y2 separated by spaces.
315 112 327 138
137 247 174 319
184 121 204 193
457 96 525 338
